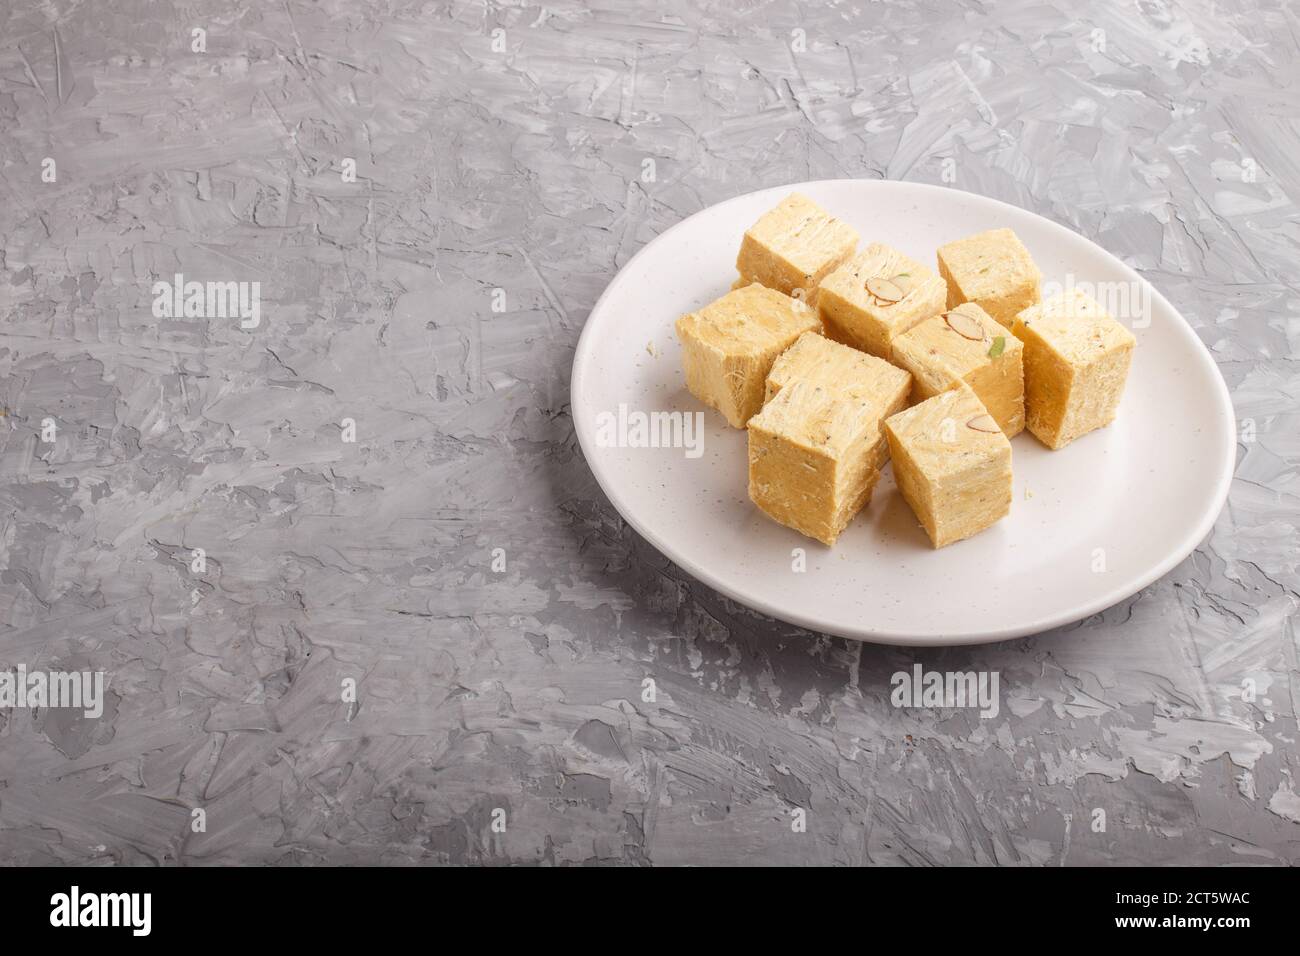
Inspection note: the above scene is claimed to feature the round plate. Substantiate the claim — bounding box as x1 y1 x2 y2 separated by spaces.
570 180 1235 645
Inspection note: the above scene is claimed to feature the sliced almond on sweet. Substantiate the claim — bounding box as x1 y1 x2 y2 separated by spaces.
966 413 1001 434
866 277 904 304
944 310 986 341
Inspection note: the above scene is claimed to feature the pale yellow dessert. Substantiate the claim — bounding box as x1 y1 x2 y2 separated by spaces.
748 363 907 546
675 283 821 428
889 302 1025 437
735 193 858 302
1012 289 1136 450
936 228 1041 328
884 385 1013 549
817 243 947 359
764 330 910 470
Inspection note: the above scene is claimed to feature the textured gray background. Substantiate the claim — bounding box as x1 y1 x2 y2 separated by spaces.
1 0 1297 866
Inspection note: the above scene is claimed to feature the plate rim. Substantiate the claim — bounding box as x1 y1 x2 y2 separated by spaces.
570 179 1237 645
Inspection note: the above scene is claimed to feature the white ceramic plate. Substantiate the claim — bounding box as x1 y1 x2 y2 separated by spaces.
570 181 1235 645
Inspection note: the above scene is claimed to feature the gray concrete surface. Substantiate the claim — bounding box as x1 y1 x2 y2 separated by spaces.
0 0 1297 865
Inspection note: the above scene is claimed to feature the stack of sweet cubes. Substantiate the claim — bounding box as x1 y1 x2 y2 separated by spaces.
674 193 1137 548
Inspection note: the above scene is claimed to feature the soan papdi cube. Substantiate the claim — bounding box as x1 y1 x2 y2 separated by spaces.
748 383 879 546
884 386 1013 549
676 283 820 428
765 331 911 471
936 228 1041 328
889 302 1025 437
735 193 858 301
817 243 948 359
1012 289 1136 450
